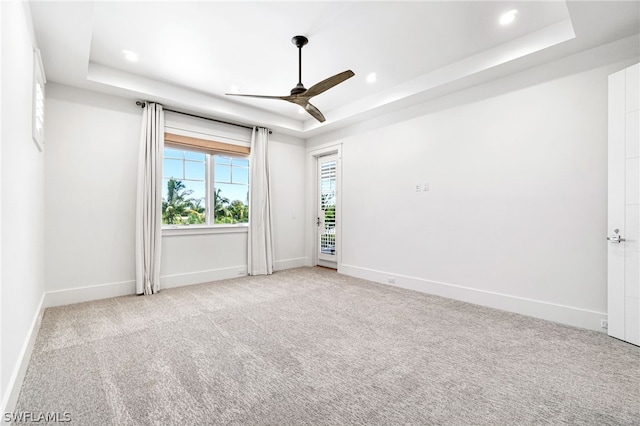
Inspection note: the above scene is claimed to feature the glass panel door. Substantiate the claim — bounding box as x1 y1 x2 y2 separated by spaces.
318 154 337 264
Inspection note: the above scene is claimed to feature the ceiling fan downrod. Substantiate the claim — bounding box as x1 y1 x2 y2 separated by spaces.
291 35 308 95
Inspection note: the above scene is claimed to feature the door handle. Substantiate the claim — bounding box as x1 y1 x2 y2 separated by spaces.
608 235 626 243
608 229 625 243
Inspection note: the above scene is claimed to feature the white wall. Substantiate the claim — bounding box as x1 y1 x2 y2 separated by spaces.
44 84 141 299
308 36 640 332
270 134 307 269
0 0 3 405
44 84 306 305
0 1 46 414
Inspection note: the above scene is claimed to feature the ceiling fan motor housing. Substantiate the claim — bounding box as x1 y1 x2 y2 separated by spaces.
291 83 306 95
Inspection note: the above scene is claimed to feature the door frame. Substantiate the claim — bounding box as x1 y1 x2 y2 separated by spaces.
317 153 339 267
307 143 342 270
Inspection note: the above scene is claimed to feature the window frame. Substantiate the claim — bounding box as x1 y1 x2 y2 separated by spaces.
162 133 250 232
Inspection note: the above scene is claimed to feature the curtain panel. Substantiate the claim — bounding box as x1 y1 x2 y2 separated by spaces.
248 127 274 275
135 102 164 294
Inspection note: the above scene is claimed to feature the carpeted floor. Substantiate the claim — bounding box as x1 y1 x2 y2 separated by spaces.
13 267 640 425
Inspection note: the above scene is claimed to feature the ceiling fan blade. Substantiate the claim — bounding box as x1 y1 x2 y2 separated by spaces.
275 97 325 122
303 70 355 98
304 102 326 123
225 93 290 100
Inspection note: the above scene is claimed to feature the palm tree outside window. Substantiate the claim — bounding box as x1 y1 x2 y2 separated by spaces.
162 146 249 226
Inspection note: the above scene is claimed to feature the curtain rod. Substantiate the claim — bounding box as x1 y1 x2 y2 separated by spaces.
135 101 272 134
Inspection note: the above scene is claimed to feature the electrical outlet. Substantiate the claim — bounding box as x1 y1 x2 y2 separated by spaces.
387 277 395 284
601 319 608 330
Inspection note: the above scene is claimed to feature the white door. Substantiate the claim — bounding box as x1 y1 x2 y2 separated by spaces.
317 154 338 268
608 63 640 345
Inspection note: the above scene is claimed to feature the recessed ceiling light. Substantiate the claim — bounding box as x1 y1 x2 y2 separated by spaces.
122 49 138 62
366 72 377 83
499 9 518 26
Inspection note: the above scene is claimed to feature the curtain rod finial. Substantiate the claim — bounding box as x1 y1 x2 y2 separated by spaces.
136 101 146 108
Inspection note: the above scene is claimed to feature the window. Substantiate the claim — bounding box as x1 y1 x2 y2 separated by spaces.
212 156 250 224
161 133 250 227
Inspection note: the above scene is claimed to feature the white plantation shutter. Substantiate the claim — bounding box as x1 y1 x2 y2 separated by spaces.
33 49 46 150
320 159 337 255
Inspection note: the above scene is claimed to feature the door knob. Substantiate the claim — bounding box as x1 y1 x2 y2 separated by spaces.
607 228 625 243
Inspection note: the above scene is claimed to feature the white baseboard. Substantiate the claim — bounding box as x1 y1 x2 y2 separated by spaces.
274 257 308 271
44 279 135 308
1 293 45 424
161 266 247 289
339 264 607 333
43 267 248 308
43 259 311 309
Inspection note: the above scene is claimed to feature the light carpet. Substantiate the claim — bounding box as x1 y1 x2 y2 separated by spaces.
13 267 640 425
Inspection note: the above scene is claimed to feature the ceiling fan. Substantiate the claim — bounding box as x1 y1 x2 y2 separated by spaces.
226 35 354 123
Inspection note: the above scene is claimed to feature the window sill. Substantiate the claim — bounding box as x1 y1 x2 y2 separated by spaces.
162 224 248 237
